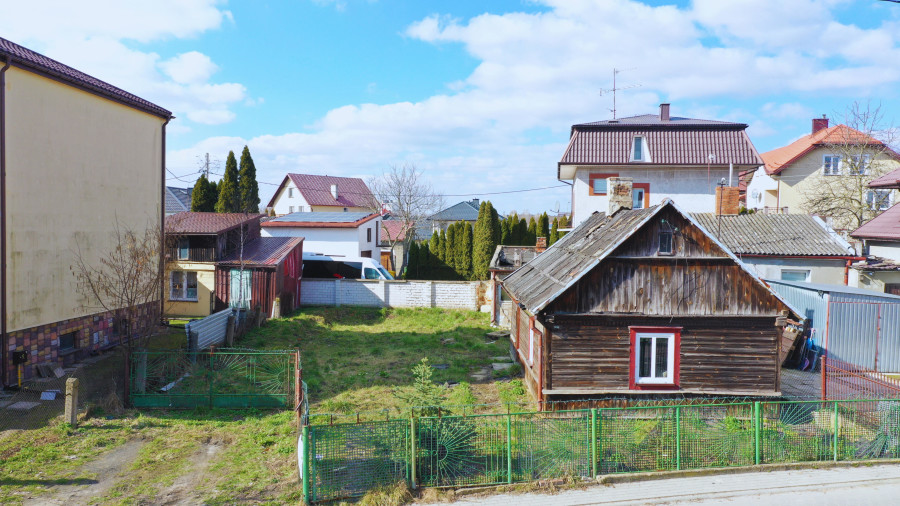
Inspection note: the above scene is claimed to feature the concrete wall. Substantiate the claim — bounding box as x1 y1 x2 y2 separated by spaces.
571 166 733 226
739 257 849 285
300 279 484 310
165 262 217 317
261 218 381 258
869 242 900 262
4 66 165 333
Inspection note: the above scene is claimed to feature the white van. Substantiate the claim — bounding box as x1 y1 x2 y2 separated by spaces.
302 252 394 280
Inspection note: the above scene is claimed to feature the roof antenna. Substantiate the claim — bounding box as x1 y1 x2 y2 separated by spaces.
599 68 641 119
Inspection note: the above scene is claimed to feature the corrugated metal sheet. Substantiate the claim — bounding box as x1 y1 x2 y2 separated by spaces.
880 303 900 372
560 127 762 166
186 308 232 351
693 213 854 256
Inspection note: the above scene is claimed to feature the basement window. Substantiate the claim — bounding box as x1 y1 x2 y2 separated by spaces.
658 231 673 255
630 327 680 389
59 331 78 353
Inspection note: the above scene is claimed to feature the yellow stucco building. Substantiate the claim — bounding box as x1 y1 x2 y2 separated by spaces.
0 37 171 385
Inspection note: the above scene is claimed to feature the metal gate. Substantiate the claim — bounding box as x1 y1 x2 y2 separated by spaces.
827 301 900 372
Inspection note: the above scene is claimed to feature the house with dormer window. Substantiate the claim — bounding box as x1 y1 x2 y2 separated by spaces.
559 104 764 227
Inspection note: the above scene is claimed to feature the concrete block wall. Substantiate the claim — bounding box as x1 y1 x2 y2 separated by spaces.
300 279 483 310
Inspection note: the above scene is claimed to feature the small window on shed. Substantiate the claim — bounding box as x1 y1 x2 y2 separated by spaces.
60 331 78 352
658 231 673 255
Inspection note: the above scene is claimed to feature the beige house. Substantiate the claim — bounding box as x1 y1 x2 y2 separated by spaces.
747 117 900 234
0 37 172 385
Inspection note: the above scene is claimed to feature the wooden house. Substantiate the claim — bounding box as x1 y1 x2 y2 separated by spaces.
501 178 801 405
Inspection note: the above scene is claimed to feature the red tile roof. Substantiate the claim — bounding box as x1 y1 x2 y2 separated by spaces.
0 36 171 119
868 167 900 189
559 119 762 168
851 203 900 241
762 125 897 176
379 220 412 244
218 237 303 267
266 174 376 209
166 212 263 235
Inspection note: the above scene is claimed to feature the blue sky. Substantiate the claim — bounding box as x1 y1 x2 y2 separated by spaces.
3 0 900 213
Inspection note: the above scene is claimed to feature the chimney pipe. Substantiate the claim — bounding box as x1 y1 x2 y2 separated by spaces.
607 177 633 215
660 103 670 122
330 184 338 200
535 237 547 253
812 115 829 135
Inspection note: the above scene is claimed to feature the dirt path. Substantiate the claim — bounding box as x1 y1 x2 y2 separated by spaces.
22 439 144 506
151 442 223 506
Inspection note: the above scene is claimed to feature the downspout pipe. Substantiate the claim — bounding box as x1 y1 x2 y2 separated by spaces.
160 116 171 323
1 57 11 388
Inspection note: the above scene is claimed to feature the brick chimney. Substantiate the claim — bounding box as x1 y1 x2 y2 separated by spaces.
535 237 547 253
608 177 633 215
715 186 740 215
330 184 338 199
660 103 670 122
812 115 829 135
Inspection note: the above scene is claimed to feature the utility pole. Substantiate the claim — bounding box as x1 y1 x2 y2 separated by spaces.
600 68 641 119
204 153 210 178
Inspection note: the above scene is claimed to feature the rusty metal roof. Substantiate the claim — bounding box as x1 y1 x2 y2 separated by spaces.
559 124 762 168
166 212 263 235
218 237 303 267
692 213 855 257
851 202 900 240
0 36 172 118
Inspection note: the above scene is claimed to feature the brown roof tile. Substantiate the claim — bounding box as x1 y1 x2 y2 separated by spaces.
266 174 376 209
868 167 900 189
851 203 900 241
218 237 303 267
166 212 263 235
0 36 171 118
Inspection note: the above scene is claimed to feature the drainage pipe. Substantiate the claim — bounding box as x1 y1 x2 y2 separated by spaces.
0 56 11 388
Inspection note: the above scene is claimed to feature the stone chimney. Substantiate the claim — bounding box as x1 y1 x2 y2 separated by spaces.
660 103 670 122
608 177 633 215
812 115 829 135
535 237 547 253
330 184 338 199
715 185 740 215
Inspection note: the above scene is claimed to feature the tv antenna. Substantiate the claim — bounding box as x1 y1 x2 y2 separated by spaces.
599 68 641 119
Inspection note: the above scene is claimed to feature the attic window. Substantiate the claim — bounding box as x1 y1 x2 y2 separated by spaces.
631 136 648 162
288 188 294 198
658 231 673 255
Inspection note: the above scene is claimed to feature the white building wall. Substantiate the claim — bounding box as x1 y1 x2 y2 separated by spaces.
571 166 734 226
271 179 311 215
356 217 381 257
262 227 360 257
869 242 900 262
739 257 850 285
745 167 780 210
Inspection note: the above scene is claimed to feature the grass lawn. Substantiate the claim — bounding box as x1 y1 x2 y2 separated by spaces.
239 306 530 418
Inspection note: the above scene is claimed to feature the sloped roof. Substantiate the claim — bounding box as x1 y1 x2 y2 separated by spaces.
692 213 854 257
489 245 540 271
266 174 376 209
851 202 900 240
502 199 802 316
379 220 412 244
765 278 900 300
762 125 897 176
166 212 263 235
429 200 480 221
559 117 762 168
868 167 900 189
218 237 303 267
165 187 192 214
0 36 171 118
261 211 378 228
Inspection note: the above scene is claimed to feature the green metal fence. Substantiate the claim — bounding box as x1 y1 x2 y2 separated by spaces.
130 349 300 409
300 398 900 502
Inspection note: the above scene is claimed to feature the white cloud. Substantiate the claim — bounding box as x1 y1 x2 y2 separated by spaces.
0 0 246 126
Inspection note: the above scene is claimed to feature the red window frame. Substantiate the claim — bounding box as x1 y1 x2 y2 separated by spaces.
588 173 619 196
628 326 681 390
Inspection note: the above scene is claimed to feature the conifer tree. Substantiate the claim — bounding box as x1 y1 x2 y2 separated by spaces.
525 217 537 245
539 212 550 241
209 180 219 207
549 217 559 246
439 229 448 267
500 217 511 245
430 231 442 263
445 225 456 274
490 204 502 246
473 201 500 280
406 241 420 279
215 150 240 213
238 145 261 213
460 221 473 280
190 174 216 212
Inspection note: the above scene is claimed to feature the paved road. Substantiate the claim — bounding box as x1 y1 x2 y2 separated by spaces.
446 465 900 505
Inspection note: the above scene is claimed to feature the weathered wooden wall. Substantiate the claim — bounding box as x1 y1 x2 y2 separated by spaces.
547 315 779 395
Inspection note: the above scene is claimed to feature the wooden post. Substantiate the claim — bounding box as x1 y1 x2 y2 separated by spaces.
64 377 79 426
225 315 235 347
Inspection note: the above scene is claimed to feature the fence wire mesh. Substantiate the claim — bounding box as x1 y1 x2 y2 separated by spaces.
303 399 900 502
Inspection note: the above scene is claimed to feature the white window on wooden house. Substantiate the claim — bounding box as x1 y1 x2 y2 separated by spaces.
823 155 841 175
630 327 680 388
170 271 199 301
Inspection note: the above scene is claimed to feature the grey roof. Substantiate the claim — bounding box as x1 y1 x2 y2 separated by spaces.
268 211 373 223
692 213 854 257
165 187 192 214
764 279 900 301
574 114 747 128
489 245 540 271
429 200 480 222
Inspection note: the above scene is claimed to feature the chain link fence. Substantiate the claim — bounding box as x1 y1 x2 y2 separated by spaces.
300 398 900 502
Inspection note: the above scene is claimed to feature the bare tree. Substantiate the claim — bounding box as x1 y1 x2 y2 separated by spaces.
72 218 168 404
802 102 900 233
367 164 444 273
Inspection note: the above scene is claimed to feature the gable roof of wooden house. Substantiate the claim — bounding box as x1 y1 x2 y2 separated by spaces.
502 198 801 317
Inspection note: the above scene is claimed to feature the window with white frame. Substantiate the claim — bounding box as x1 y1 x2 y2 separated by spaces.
781 269 810 282
170 271 199 301
866 189 892 211
631 136 648 162
633 331 677 385
633 188 646 209
823 155 841 175
847 155 871 175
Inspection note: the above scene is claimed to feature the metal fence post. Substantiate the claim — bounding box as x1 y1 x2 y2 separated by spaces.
833 401 839 462
590 408 598 479
208 350 215 408
753 402 761 465
597 409 603 475
301 425 310 504
675 406 682 471
506 413 513 484
410 416 417 489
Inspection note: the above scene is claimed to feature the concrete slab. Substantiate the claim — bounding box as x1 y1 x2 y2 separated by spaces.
491 362 514 371
8 401 40 410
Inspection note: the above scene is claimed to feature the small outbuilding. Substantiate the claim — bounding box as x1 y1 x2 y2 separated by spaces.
501 186 801 405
